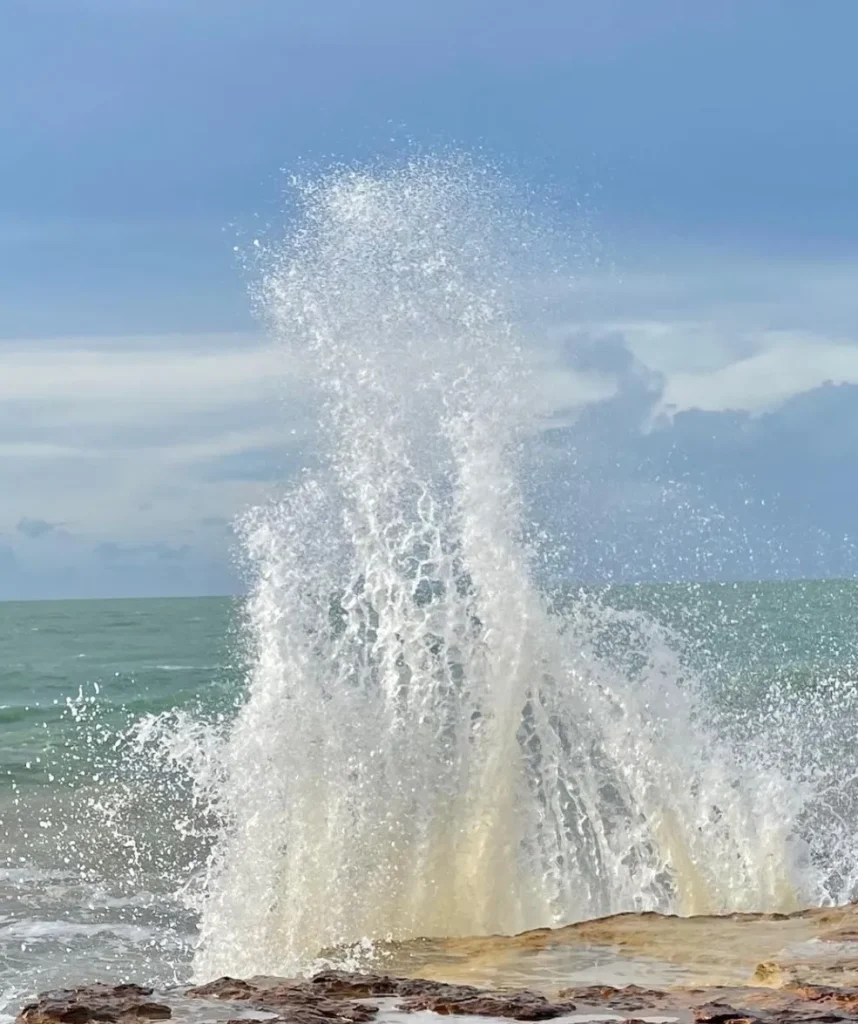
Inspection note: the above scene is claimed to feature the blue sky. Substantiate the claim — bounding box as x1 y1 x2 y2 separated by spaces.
3 0 858 598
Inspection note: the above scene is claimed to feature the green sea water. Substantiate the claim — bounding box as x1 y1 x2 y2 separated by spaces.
4 584 856 789
0 597 243 788
0 597 244 1017
1 583 857 1017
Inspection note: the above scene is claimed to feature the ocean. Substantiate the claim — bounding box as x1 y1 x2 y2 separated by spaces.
0 597 243 1016
3 583 858 1018
5 160 858 1019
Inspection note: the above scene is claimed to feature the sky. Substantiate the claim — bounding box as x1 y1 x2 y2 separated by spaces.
3 0 858 599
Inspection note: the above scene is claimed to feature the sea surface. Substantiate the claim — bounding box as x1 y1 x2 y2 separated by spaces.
0 597 245 1018
2 584 858 1018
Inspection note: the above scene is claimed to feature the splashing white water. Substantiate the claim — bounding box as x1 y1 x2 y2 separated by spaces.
173 157 833 980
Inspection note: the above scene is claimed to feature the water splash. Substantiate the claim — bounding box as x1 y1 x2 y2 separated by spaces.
186 157 825 980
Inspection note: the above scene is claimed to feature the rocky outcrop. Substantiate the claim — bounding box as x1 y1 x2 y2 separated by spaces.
396 989 575 1019
18 985 171 1024
19 967 858 1024
557 984 673 1012
186 975 379 1024
560 981 858 1024
187 972 576 1021
179 970 858 1023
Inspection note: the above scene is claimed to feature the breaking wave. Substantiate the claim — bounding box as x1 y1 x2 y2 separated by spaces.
157 157 858 980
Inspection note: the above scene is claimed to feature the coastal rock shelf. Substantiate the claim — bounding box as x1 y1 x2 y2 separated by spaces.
17 984 171 1024
16 975 578 1024
189 972 577 1020
18 905 858 1024
18 970 858 1024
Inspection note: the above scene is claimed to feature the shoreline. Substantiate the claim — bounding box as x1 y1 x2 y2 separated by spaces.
16 904 858 1024
17 966 858 1024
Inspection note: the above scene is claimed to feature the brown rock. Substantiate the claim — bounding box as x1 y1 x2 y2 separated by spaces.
259 990 377 1024
186 979 256 1001
397 982 485 1000
309 966 577 1015
188 973 574 1021
187 975 377 1024
307 972 398 998
786 986 858 1011
17 985 171 1024
557 985 670 1012
397 990 576 1020
310 972 576 1019
694 1001 764 1024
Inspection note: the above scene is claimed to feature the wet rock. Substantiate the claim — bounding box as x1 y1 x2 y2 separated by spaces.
786 986 858 1012
307 973 398 998
694 1001 765 1024
186 980 257 1002
266 992 376 1024
187 976 377 1023
308 972 575 1019
397 982 485 1000
557 984 670 1012
397 990 576 1020
17 985 171 1024
188 973 574 1021
29 966 858 1024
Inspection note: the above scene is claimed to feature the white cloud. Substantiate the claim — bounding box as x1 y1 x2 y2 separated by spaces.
0 332 305 551
548 253 858 418
555 318 858 418
0 442 94 459
657 334 858 415
0 332 289 425
4 250 858 597
0 328 617 584
4 304 857 546
531 366 617 418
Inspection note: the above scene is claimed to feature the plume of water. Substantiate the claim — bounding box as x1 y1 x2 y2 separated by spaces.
184 157 823 980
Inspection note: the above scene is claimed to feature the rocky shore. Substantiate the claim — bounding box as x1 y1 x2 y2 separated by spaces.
17 904 858 1024
18 967 858 1024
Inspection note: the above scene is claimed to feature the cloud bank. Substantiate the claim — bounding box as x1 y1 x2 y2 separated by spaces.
3 254 858 598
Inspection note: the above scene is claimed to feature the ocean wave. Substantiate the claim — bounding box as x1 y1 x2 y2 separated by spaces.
0 919 155 943
154 665 220 672
0 866 77 884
